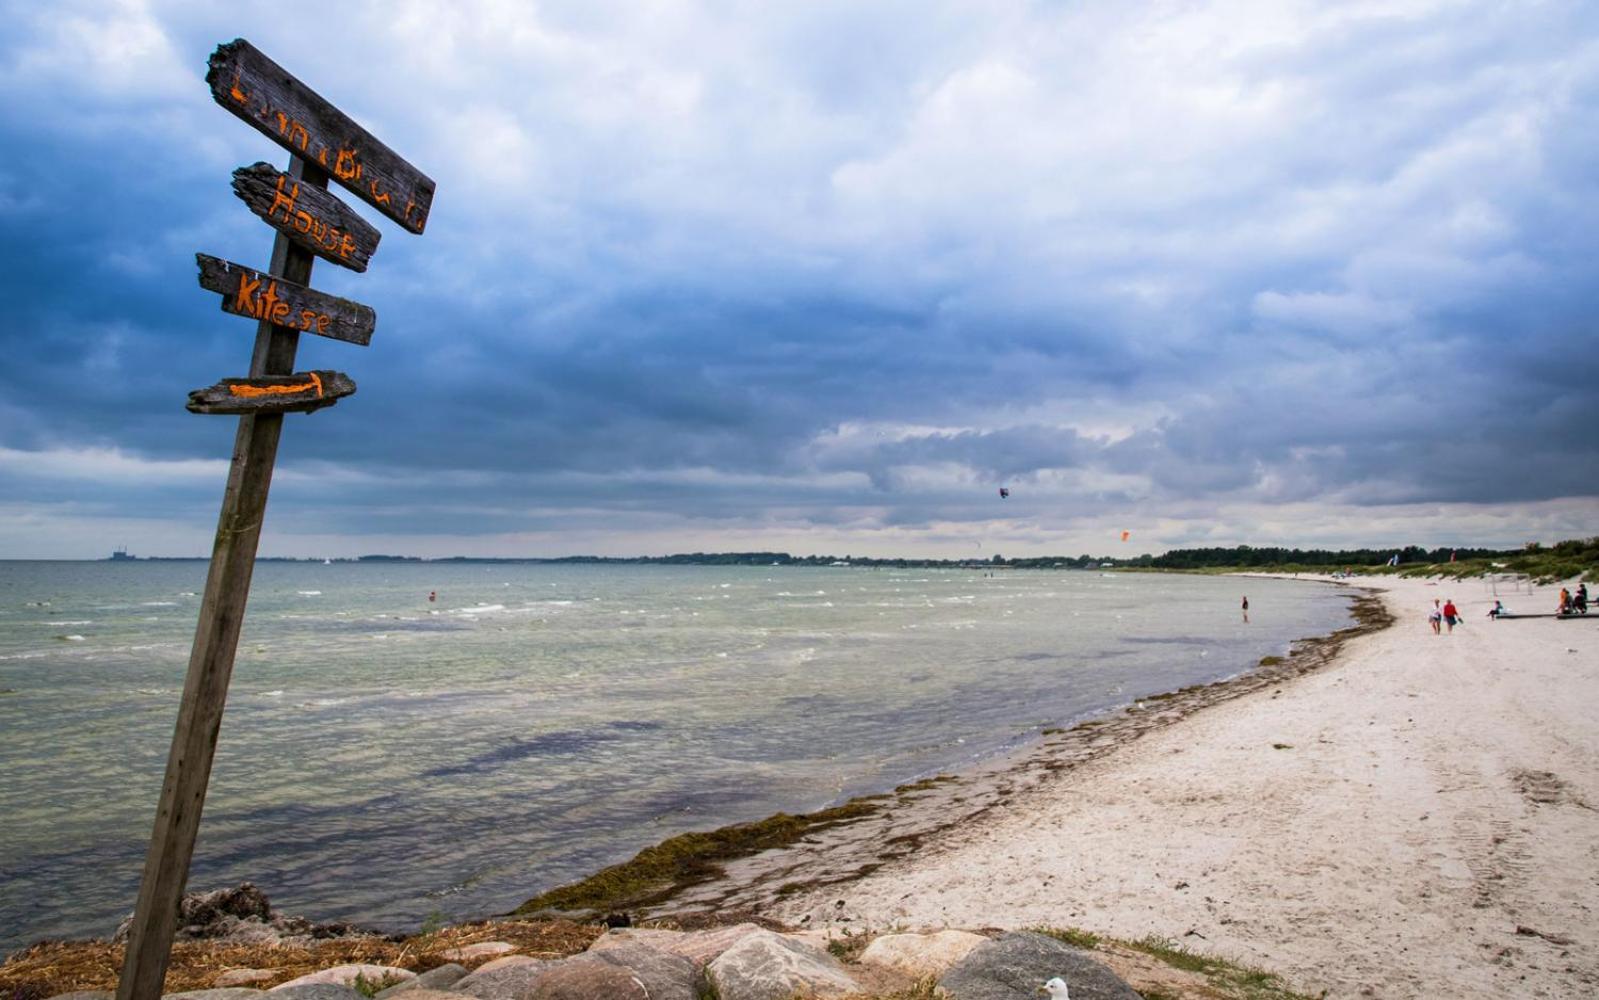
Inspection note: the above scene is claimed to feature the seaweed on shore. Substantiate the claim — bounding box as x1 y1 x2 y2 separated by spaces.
513 801 882 916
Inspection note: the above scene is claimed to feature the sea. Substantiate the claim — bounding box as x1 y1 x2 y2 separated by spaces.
0 560 1358 955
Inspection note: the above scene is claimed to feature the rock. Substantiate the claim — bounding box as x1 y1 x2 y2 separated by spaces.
451 956 551 1000
526 956 648 1000
214 969 279 988
936 931 1141 1000
859 930 988 979
113 884 268 943
269 966 415 992
581 942 697 1000
441 942 516 962
588 922 764 968
473 955 542 975
364 990 463 1000
706 929 858 1000
46 992 112 1000
113 883 360 947
264 987 365 1000
375 965 467 998
165 991 268 1000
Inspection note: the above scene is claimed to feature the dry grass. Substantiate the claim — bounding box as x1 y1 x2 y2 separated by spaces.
0 920 601 1000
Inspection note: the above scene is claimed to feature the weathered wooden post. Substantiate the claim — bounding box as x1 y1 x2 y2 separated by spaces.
116 40 435 1000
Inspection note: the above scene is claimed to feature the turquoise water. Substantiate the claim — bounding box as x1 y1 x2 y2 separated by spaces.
0 561 1356 953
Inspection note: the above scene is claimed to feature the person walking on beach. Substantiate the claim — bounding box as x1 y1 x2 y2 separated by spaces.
1241 595 1249 623
1429 599 1442 634
1557 587 1572 615
1442 598 1461 633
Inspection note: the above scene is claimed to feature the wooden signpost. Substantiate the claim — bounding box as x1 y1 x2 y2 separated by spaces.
116 40 435 1000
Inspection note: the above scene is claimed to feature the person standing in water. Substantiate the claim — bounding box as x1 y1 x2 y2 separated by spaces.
1241 595 1249 623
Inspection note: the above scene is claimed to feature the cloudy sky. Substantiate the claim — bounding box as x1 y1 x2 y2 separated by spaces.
1 0 1595 559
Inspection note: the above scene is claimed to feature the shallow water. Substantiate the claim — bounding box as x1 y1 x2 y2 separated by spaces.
0 560 1355 953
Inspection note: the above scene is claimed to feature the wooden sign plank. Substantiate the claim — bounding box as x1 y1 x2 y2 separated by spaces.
196 254 375 346
207 39 435 234
232 163 380 272
187 370 355 415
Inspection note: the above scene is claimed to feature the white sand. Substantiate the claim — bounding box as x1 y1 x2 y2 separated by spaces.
775 576 1599 998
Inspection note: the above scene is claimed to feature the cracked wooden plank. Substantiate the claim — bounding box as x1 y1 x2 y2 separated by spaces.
186 370 356 415
232 163 381 272
207 38 435 234
196 253 375 345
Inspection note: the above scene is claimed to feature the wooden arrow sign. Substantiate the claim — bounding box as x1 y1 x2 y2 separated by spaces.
196 254 375 345
232 163 380 272
207 39 435 234
186 370 356 415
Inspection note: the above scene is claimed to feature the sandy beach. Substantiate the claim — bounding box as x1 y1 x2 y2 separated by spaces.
760 576 1599 998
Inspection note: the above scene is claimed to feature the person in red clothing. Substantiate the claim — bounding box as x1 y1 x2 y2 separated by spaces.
1442 598 1461 632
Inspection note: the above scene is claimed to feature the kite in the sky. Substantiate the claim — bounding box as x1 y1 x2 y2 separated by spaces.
998 487 1010 499
1120 530 1131 542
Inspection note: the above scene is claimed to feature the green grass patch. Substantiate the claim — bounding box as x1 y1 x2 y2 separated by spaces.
1258 655 1285 667
513 800 881 915
1031 925 1101 950
1127 936 1318 1000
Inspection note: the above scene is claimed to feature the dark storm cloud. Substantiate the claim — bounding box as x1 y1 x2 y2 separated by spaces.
2 1 1597 556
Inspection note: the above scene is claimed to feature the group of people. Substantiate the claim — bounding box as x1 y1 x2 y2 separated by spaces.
1557 583 1589 615
1428 598 1461 634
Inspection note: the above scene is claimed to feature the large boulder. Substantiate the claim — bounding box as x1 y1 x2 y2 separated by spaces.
706 929 858 1000
269 966 414 992
526 956 648 1000
936 931 1140 1000
165 991 267 1000
375 965 467 998
588 923 764 968
581 942 697 1000
859 930 988 979
451 956 552 1000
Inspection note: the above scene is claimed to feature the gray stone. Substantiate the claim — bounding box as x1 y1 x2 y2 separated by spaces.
46 992 112 1000
264 986 365 1000
441 942 516 962
214 969 279 988
859 930 988 979
375 965 467 998
936 931 1140 1000
361 990 462 1000
269 966 414 992
164 990 267 1000
706 929 858 1000
451 956 552 1000
584 942 697 1000
471 955 541 975
527 956 647 1000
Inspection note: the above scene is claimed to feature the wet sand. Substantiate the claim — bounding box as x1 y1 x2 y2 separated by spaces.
661 576 1599 998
